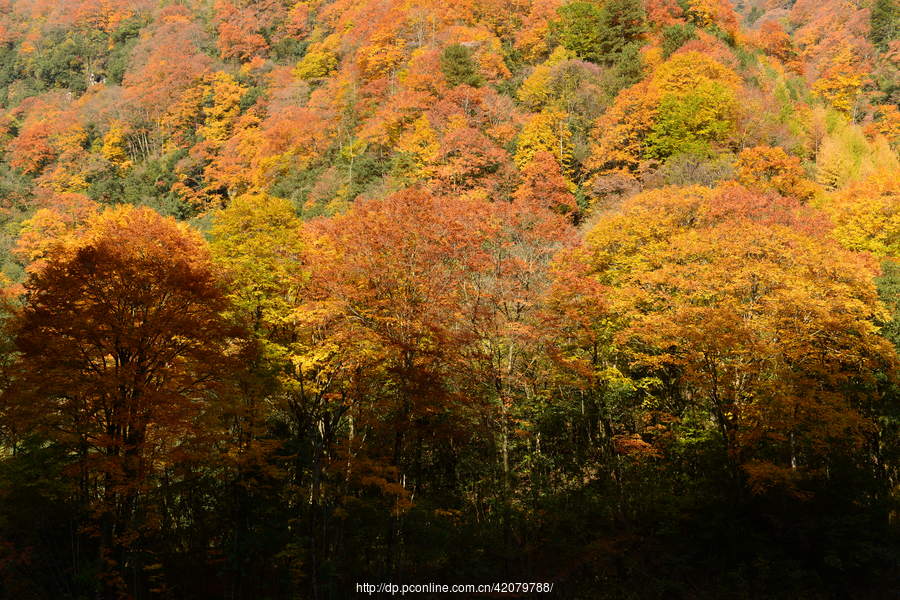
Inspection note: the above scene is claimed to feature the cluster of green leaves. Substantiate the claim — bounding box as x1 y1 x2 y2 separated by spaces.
551 0 647 65
870 0 899 51
441 44 485 87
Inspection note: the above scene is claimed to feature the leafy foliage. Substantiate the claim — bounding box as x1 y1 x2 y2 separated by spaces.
551 0 647 65
0 0 896 597
440 44 485 87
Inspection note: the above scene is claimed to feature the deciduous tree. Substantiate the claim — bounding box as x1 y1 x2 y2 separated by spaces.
574 184 896 495
5 205 237 597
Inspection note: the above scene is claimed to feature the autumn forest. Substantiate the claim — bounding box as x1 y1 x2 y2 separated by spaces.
0 0 897 597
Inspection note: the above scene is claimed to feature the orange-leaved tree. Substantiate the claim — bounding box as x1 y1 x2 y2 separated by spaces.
3 205 238 597
735 145 820 202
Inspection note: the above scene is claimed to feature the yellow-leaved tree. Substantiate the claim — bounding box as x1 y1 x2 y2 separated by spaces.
557 183 897 496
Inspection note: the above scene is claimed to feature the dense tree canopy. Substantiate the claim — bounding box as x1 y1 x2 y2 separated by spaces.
0 0 896 598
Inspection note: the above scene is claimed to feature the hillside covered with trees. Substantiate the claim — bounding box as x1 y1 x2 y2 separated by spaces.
0 0 897 598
